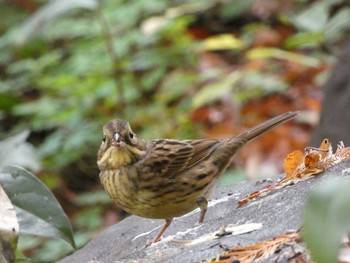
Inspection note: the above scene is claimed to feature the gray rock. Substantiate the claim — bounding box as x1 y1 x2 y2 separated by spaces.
59 159 350 263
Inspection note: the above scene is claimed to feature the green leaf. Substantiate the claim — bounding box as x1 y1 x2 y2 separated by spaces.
75 190 111 206
246 48 320 67
219 1 252 19
292 2 330 32
303 177 350 263
0 130 37 170
233 71 288 103
0 92 20 112
324 7 350 42
192 71 240 109
284 32 324 49
17 0 98 44
0 166 76 249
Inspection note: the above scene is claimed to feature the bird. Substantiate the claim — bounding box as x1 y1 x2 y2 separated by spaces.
97 111 299 245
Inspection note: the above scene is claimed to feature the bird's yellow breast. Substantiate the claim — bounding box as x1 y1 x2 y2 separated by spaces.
99 168 212 219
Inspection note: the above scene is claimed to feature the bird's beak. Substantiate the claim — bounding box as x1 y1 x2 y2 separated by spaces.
112 133 125 147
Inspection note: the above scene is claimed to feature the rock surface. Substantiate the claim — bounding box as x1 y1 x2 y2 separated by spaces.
59 159 350 263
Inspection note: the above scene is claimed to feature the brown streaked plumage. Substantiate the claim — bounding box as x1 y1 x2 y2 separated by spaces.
97 111 299 245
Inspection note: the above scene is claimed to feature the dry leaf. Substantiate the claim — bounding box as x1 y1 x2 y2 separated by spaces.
238 139 350 208
206 232 300 263
304 151 321 169
284 150 304 177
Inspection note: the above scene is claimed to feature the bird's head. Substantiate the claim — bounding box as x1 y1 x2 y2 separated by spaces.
97 119 146 170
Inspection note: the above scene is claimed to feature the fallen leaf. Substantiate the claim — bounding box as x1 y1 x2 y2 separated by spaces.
304 151 321 169
205 231 300 263
238 139 350 208
284 150 304 177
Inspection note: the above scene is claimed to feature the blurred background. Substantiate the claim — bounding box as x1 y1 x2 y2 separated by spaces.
1 0 349 261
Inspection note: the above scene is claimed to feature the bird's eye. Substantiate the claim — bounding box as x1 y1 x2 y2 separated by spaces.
129 132 134 139
102 135 106 143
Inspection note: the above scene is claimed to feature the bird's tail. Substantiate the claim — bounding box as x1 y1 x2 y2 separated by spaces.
234 111 299 143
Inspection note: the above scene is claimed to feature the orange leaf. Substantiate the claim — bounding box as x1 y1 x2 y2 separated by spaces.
238 139 349 208
304 152 321 169
283 150 303 177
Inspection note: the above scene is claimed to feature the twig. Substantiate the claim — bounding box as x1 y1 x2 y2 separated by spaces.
95 4 126 113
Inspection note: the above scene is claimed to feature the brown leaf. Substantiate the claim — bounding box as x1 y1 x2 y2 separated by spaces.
335 142 350 161
238 139 349 208
284 150 303 178
208 232 300 263
304 152 321 169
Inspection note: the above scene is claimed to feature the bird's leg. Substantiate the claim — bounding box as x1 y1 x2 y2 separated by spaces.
147 218 173 246
197 197 208 224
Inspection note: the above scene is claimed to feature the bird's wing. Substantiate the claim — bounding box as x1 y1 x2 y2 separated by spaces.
141 139 222 177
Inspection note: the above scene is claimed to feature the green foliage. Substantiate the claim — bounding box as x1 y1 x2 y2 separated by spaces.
246 48 320 67
2 0 348 172
17 0 98 45
15 190 109 262
303 177 350 263
0 0 200 170
17 235 77 263
75 190 111 206
192 71 240 109
0 132 75 262
0 166 76 249
284 1 350 48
